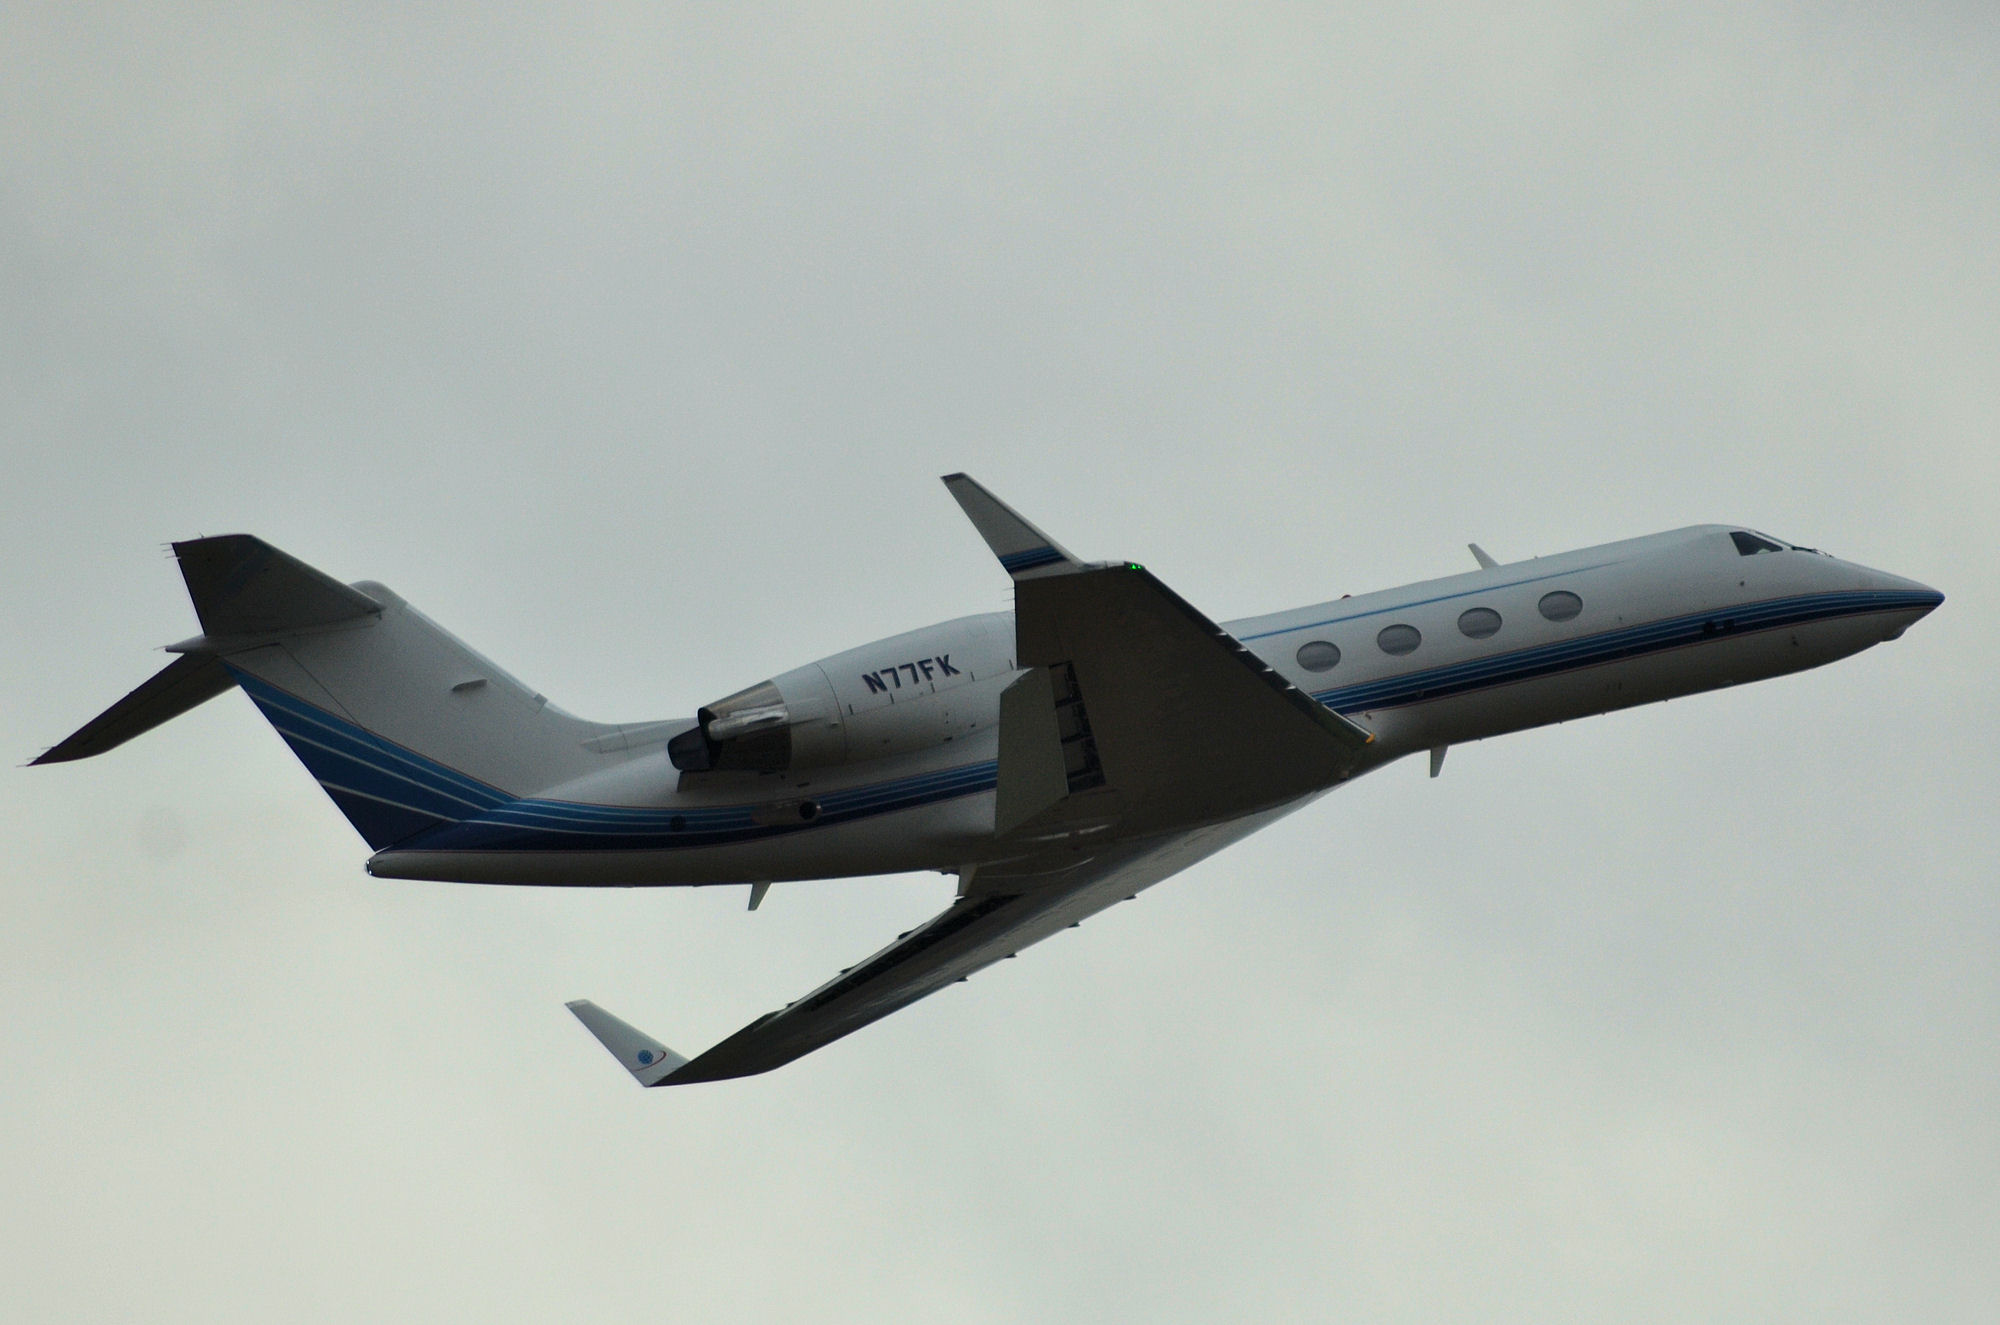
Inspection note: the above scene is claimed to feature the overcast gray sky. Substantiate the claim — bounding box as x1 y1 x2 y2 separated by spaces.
5 5 1996 1321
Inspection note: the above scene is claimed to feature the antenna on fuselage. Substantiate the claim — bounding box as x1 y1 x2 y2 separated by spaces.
1469 544 1499 570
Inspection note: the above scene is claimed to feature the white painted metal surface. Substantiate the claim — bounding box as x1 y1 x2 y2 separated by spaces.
35 480 1942 1084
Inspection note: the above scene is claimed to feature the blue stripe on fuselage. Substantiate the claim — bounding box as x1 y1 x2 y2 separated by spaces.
405 761 1001 852
232 672 510 812
238 588 1938 856
229 667 1004 854
231 670 512 848
1308 589 1937 713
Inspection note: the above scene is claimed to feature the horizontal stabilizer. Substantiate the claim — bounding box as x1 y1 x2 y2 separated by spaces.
566 1000 689 1086
31 653 235 765
173 535 382 640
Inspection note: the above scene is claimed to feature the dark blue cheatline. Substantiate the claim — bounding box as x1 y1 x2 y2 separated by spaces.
1312 589 1940 714
232 588 1936 854
231 671 512 848
414 759 1001 853
234 672 508 811
230 669 1001 854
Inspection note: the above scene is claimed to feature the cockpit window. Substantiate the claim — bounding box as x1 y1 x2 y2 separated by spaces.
1731 531 1786 556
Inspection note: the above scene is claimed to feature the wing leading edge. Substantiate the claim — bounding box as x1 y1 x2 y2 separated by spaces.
570 475 1374 1085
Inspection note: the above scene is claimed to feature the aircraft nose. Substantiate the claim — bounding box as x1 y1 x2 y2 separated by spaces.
1852 563 1943 639
1881 571 1943 615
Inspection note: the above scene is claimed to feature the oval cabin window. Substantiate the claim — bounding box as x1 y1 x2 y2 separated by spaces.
1376 624 1421 656
1458 607 1502 639
1295 640 1341 672
1538 590 1583 622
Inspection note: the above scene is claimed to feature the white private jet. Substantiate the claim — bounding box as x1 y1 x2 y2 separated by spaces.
37 476 1942 1086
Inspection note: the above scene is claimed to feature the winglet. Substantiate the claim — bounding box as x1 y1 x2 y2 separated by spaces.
566 1000 689 1086
941 474 1082 578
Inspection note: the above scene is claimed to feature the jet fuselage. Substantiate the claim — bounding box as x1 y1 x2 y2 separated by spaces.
366 523 1940 888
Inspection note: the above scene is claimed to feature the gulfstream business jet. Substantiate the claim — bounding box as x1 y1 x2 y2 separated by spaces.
36 477 1942 1086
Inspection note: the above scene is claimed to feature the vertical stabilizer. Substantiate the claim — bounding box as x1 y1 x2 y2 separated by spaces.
217 579 620 849
38 535 634 852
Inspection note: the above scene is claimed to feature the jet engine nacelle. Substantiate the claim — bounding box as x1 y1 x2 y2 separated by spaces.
668 613 1016 776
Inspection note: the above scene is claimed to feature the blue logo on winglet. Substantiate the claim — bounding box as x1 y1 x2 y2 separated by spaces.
637 1049 655 1065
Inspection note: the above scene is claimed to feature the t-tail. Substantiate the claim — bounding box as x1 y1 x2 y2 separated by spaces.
34 536 626 849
